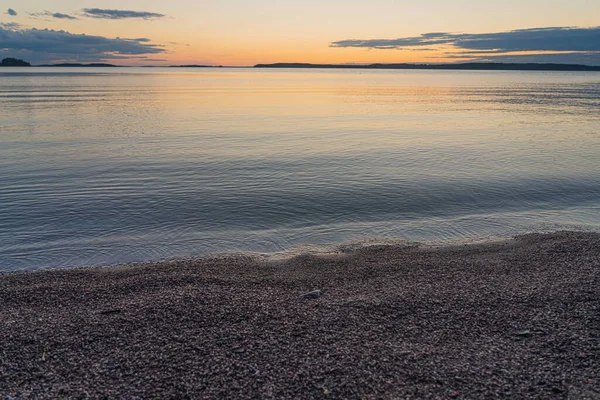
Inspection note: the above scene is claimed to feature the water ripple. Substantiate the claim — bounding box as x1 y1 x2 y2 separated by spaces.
1 68 599 271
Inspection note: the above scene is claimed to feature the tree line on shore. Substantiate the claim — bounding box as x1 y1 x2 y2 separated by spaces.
1 58 31 66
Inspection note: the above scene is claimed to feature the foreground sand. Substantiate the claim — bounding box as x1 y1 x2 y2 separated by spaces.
1 231 599 399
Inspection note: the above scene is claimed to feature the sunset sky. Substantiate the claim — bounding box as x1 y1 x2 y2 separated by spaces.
1 0 599 65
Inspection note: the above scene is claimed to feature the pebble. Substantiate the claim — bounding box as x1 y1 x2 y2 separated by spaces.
300 290 323 299
1 231 598 399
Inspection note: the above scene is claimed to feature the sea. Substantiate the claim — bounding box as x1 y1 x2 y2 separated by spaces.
1 67 599 271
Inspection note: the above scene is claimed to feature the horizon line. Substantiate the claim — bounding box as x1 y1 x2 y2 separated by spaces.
9 61 600 71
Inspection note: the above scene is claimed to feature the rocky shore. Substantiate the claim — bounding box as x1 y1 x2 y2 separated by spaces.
1 231 599 399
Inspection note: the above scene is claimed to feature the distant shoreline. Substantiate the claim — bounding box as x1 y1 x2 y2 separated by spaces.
36 63 121 68
254 62 600 72
2 62 600 71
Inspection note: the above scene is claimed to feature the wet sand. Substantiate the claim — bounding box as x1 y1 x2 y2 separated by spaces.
1 231 599 399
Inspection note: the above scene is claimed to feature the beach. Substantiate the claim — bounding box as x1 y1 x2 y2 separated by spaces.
1 231 599 398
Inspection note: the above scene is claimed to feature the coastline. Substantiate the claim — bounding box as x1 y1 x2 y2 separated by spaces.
1 231 599 398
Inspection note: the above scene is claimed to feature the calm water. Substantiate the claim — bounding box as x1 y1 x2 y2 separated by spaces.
1 67 599 271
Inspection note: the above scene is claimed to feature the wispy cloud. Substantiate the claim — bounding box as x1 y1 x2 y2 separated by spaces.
81 8 165 20
331 27 600 52
0 22 21 29
52 12 77 20
332 36 452 50
331 27 600 65
29 11 78 20
0 26 166 64
6 8 17 16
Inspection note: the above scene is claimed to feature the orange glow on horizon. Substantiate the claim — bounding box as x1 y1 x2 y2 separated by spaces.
133 45 471 67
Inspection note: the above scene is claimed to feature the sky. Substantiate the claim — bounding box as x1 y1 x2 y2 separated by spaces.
1 0 599 65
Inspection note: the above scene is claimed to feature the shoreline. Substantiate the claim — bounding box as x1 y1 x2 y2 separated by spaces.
5 228 598 274
1 231 599 398
4 62 600 71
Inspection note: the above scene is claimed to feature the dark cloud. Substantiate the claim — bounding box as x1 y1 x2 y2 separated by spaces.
421 32 449 38
29 11 78 20
6 8 17 16
0 26 165 64
0 22 21 29
50 12 77 20
81 8 165 20
332 27 600 52
455 27 600 52
331 36 451 50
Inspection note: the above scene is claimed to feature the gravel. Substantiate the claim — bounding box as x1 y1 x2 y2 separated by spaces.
1 231 599 399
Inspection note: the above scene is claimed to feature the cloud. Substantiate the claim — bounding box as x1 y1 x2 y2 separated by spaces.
0 26 165 64
0 22 21 29
331 37 452 50
331 26 600 65
332 27 600 52
29 11 78 20
81 8 165 20
52 12 77 20
6 8 17 16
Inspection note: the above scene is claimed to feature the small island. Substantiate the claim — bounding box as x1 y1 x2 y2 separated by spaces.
1 57 31 67
38 63 118 67
169 64 214 68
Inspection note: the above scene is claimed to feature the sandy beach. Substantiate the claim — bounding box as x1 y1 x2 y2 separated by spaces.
1 231 599 399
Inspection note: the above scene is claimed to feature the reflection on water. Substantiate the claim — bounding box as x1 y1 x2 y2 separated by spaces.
1 68 599 271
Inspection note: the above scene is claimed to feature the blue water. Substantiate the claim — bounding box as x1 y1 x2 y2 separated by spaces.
1 67 599 271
